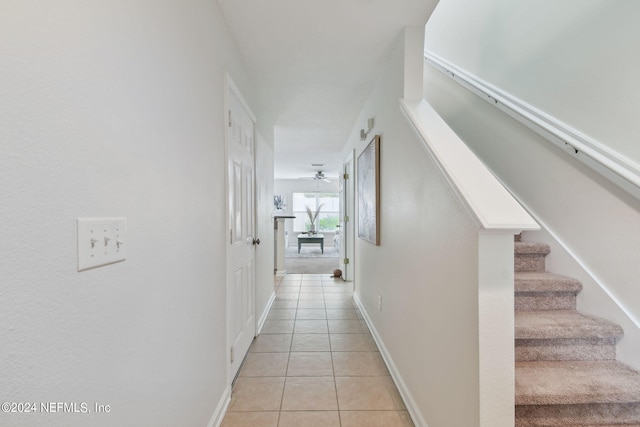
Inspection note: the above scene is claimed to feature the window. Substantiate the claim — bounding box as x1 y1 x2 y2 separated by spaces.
292 192 340 232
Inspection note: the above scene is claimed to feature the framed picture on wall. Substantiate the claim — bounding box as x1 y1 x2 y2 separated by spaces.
357 135 380 245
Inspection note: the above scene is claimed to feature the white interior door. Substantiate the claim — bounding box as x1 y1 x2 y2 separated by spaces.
226 81 257 381
340 150 355 281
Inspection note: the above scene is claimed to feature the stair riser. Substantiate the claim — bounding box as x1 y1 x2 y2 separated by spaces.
515 292 577 310
516 254 547 272
516 339 617 362
516 402 640 426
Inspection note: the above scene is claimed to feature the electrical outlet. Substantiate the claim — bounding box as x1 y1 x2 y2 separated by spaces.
77 218 127 271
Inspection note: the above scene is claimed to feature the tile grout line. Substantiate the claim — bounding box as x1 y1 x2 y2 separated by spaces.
326 284 344 427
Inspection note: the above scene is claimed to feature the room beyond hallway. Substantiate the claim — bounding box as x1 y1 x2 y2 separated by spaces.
283 246 341 275
221 274 413 427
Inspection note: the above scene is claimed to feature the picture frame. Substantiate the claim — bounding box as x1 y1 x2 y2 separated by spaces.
357 135 380 245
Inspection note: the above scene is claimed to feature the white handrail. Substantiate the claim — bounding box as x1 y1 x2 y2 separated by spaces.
400 98 538 233
425 50 640 202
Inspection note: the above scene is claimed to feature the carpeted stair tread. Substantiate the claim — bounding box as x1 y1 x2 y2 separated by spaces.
514 239 640 425
516 360 640 406
516 402 640 427
515 241 551 272
516 241 551 255
516 310 624 341
515 272 583 293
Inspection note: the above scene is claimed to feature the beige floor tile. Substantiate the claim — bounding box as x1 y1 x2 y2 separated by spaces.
276 292 299 300
294 319 328 334
297 300 325 309
323 277 345 284
261 320 295 334
278 280 299 286
250 334 292 353
287 352 333 376
278 286 301 292
278 411 340 427
228 377 285 411
328 319 364 334
335 377 400 410
281 377 338 410
298 292 325 300
332 352 388 376
291 334 331 352
366 334 379 351
324 300 354 309
267 308 296 320
299 285 324 292
329 334 372 352
326 309 358 320
323 293 353 300
322 286 351 293
296 309 327 320
398 410 414 425
272 300 298 309
221 411 279 427
340 411 414 427
239 352 289 377
382 376 407 410
300 278 323 283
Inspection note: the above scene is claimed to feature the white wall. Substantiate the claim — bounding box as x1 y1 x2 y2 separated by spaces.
425 0 640 167
342 31 483 427
0 2 274 426
423 0 640 369
255 134 276 330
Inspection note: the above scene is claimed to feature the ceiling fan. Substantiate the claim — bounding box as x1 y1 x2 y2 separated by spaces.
300 170 331 183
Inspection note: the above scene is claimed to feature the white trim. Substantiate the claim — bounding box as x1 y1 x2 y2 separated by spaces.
424 50 640 202
353 292 429 427
224 73 257 123
206 385 231 427
224 73 258 387
399 99 538 232
256 291 276 335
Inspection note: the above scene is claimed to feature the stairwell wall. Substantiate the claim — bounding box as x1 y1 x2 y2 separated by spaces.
343 31 482 427
0 2 275 426
423 0 640 370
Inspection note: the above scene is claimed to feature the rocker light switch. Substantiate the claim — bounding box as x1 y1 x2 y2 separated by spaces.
77 218 127 271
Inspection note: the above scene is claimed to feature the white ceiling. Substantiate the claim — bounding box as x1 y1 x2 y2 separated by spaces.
218 0 439 179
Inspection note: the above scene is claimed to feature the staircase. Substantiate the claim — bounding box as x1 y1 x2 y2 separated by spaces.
514 236 640 426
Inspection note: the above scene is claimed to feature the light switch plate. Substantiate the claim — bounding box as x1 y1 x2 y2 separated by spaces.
77 218 127 271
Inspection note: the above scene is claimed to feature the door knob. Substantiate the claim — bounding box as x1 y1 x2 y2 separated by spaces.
253 238 261 245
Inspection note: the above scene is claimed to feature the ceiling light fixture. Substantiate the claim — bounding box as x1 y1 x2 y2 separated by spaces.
360 117 375 141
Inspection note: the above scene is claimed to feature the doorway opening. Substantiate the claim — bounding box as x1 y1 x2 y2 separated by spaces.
284 191 340 274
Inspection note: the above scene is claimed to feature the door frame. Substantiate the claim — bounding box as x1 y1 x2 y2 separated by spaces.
224 73 258 385
341 149 356 282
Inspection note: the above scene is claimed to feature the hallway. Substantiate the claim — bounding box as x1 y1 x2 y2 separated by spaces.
221 274 413 427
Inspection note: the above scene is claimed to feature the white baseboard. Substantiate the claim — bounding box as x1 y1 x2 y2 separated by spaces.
257 291 276 335
353 293 429 427
206 385 231 427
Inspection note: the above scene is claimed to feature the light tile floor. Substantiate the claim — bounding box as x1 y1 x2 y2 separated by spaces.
221 274 414 427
